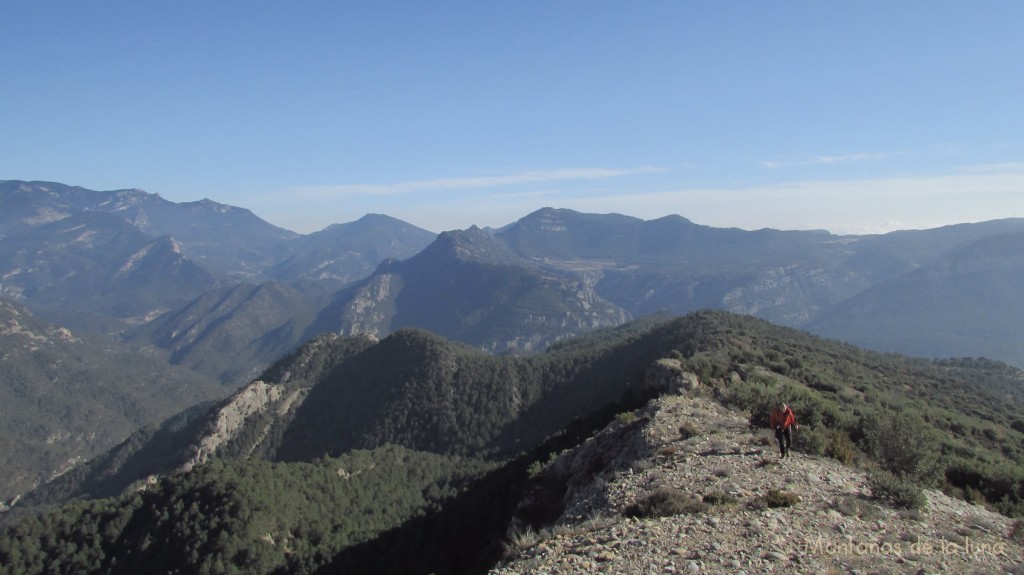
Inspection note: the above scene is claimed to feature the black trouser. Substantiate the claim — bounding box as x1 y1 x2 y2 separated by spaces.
775 426 792 455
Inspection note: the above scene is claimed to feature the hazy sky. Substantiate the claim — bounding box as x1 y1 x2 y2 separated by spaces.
3 2 1023 234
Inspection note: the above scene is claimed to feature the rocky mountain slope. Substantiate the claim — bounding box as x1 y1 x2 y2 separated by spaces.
268 213 436 282
309 226 630 353
0 180 434 337
0 180 299 281
132 225 630 384
131 280 342 385
0 210 219 331
492 394 1024 574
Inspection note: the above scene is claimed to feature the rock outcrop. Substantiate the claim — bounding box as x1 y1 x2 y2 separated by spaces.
181 380 285 472
644 358 701 395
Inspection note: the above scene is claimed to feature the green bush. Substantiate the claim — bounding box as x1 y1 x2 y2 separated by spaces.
825 430 857 464
862 411 942 484
868 469 927 510
615 411 640 425
793 425 827 456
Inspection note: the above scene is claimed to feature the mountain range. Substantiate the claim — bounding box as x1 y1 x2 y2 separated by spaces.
3 179 1023 378
2 178 1024 512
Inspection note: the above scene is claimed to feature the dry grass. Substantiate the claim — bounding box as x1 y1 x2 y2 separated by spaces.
757 489 800 508
502 525 541 558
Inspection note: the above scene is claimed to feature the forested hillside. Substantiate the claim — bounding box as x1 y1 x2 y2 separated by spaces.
4 312 1023 574
6 180 1024 383
0 446 493 575
0 300 224 505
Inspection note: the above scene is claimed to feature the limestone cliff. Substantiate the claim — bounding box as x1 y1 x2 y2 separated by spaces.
180 380 286 472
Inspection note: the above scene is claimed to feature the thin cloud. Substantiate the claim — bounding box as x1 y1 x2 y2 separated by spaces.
760 152 889 170
287 167 667 199
546 169 1024 234
957 162 1024 173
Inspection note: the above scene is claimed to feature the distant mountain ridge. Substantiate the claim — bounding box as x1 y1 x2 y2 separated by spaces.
0 180 436 339
312 226 629 352
269 213 436 282
0 180 298 280
808 230 1024 363
4 179 1024 374
498 207 1024 365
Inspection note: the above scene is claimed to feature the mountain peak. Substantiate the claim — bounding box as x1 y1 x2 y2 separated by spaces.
356 213 405 225
184 197 240 214
421 226 523 265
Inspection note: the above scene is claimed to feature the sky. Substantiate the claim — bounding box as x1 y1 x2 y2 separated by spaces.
2 1 1023 235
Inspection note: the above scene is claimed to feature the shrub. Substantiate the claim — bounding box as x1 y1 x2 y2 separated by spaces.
502 525 541 558
862 411 942 484
624 488 707 518
793 425 827 456
527 460 545 478
831 494 884 521
763 489 800 508
1009 520 1024 545
615 411 639 425
825 430 857 464
868 469 927 510
721 379 776 428
678 421 700 441
702 491 738 507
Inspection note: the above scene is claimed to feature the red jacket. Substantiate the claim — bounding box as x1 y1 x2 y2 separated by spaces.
770 406 796 430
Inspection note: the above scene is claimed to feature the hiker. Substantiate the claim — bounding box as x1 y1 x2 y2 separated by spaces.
769 402 799 458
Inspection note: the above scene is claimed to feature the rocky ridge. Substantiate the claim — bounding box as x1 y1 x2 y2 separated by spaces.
180 380 287 472
492 394 1024 575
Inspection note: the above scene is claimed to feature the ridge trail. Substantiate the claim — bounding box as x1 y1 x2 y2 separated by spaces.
492 395 1024 574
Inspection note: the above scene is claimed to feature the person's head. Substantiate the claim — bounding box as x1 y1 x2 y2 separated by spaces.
778 402 787 412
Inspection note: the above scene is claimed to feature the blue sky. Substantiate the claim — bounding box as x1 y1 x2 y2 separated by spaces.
3 1 1023 234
